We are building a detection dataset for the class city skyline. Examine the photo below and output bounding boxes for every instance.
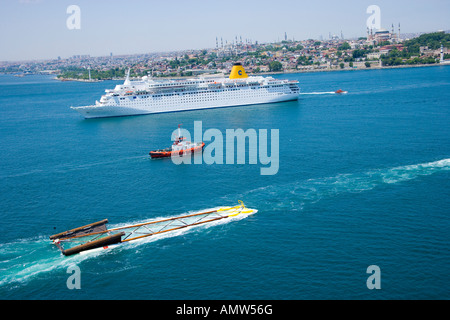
[1,0,449,62]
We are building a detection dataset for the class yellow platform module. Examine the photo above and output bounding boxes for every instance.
[229,63,248,79]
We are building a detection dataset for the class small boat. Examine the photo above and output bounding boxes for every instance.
[335,89,348,94]
[149,124,205,159]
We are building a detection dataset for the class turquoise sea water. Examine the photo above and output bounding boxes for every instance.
[0,66,449,300]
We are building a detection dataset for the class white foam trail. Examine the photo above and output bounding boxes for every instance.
[239,158,450,210]
[0,237,70,287]
[0,155,148,180]
[300,91,336,95]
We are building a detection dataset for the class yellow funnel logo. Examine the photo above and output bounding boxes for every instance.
[229,63,248,79]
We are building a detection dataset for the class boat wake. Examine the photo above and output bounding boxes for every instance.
[232,158,450,211]
[0,155,148,180]
[300,91,337,95]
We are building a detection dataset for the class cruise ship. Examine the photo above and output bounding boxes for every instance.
[71,63,300,118]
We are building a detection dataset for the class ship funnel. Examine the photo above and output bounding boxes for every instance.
[229,63,248,79]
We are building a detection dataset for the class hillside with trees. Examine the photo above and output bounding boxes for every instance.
[403,32,450,54]
[381,32,449,66]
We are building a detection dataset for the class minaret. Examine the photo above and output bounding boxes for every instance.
[216,37,218,48]
[398,23,401,42]
[441,44,445,63]
[391,24,394,42]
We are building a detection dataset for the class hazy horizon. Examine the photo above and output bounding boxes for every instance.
[1,0,449,62]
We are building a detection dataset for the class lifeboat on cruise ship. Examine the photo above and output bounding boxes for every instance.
[149,124,205,159]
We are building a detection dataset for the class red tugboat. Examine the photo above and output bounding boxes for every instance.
[149,125,205,159]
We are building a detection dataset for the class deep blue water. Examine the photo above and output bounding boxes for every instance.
[0,66,449,300]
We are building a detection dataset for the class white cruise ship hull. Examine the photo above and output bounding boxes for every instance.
[71,63,300,119]
[72,92,299,119]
